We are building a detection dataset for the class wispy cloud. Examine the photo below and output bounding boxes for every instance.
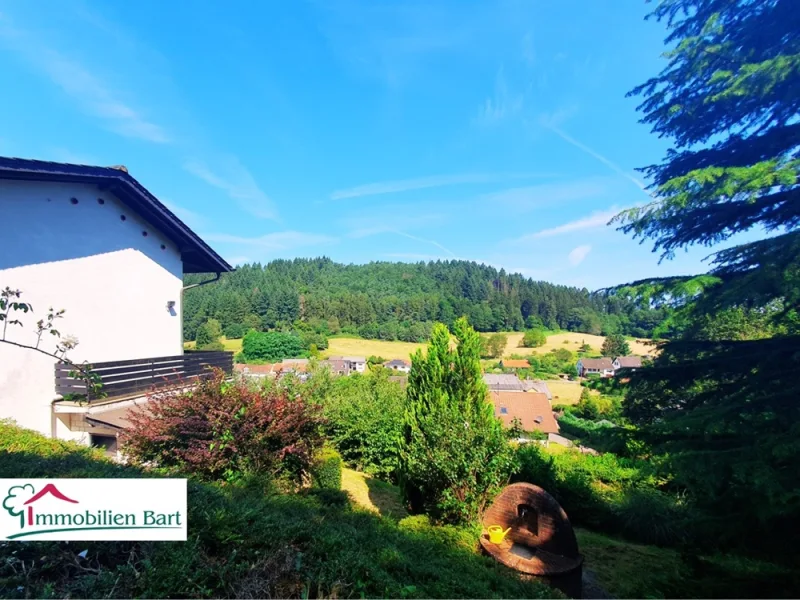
[341,211,444,238]
[568,244,592,266]
[331,172,550,200]
[162,199,207,232]
[480,178,610,211]
[516,207,622,240]
[391,230,457,258]
[475,67,523,125]
[0,16,169,143]
[384,252,450,261]
[184,159,278,221]
[226,256,251,266]
[542,121,648,194]
[205,231,337,250]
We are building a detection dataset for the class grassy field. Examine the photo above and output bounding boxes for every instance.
[546,380,593,405]
[341,468,409,521]
[503,331,655,357]
[323,336,426,360]
[184,337,243,352]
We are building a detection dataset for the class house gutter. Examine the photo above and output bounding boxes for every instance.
[180,272,226,351]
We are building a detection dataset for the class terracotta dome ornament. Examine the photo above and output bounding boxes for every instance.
[480,482,584,598]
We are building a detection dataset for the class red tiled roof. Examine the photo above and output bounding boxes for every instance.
[502,359,531,369]
[580,358,614,370]
[234,363,277,374]
[490,391,559,434]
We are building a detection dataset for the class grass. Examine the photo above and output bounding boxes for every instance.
[545,380,590,405]
[576,528,800,599]
[184,337,243,352]
[0,421,555,599]
[341,468,409,521]
[503,331,655,357]
[323,337,427,360]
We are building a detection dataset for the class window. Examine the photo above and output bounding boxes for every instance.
[500,407,508,415]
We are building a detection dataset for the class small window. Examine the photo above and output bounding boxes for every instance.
[534,415,543,423]
[500,407,508,415]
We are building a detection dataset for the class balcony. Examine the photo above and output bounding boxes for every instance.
[54,351,234,403]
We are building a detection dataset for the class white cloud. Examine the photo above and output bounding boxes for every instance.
[568,244,592,266]
[480,178,610,211]
[475,67,523,125]
[162,199,207,231]
[516,207,621,240]
[226,256,251,266]
[0,18,168,143]
[205,231,337,250]
[331,172,549,200]
[184,159,278,220]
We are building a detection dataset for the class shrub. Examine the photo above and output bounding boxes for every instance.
[195,318,223,349]
[122,370,323,484]
[311,447,343,490]
[320,371,404,479]
[299,330,329,351]
[241,330,306,362]
[224,323,247,339]
[480,333,507,358]
[400,318,515,524]
[521,329,547,348]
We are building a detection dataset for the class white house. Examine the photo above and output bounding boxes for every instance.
[0,157,232,449]
[612,356,643,372]
[576,357,615,378]
[384,359,411,373]
[330,355,366,373]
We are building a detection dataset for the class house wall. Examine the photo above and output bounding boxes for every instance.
[0,180,184,442]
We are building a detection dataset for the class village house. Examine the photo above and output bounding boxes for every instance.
[0,157,233,450]
[329,355,366,373]
[321,358,351,376]
[576,357,615,378]
[490,391,559,435]
[384,358,411,373]
[499,358,530,370]
[612,355,643,372]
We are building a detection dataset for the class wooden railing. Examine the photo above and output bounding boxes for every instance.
[54,351,234,402]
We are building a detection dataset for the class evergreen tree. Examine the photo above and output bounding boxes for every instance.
[601,334,630,357]
[399,317,514,524]
[614,0,800,555]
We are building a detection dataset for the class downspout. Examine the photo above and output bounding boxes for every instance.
[180,273,223,352]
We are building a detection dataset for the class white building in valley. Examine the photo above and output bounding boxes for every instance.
[0,157,232,449]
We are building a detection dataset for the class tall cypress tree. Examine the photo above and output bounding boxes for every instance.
[399,317,513,524]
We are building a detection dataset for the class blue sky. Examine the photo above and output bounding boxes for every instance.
[0,0,737,289]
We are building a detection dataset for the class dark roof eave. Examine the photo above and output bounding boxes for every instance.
[0,157,233,274]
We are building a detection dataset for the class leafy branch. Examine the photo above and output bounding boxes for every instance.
[0,286,104,401]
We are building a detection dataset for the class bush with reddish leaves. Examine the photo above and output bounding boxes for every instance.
[121,369,323,484]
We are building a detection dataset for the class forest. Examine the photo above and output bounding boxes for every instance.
[183,259,668,342]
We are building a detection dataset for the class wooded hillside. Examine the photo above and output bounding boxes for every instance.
[183,258,666,342]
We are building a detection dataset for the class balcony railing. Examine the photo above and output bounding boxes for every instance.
[54,351,234,402]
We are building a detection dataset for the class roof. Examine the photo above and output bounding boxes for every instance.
[0,157,231,273]
[341,356,366,362]
[502,359,530,369]
[483,373,524,391]
[579,357,614,370]
[490,391,559,434]
[521,379,552,399]
[614,356,643,368]
[386,359,410,367]
[235,363,278,375]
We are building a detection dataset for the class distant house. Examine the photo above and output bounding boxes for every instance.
[612,356,643,373]
[235,363,279,377]
[321,358,351,376]
[385,359,411,373]
[500,359,530,370]
[0,157,232,448]
[329,356,366,373]
[483,373,524,391]
[490,391,559,434]
[576,357,615,378]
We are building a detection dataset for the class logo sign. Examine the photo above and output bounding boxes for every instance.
[1,479,187,541]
